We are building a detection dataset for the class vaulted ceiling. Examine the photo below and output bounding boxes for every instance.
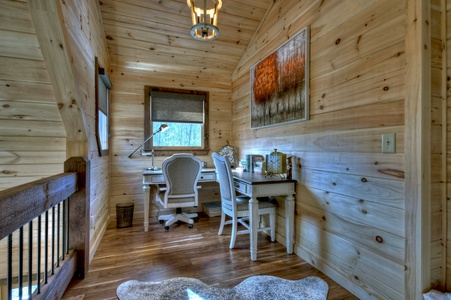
[98,0,272,79]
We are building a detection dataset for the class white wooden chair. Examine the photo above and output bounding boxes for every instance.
[157,153,202,230]
[212,152,276,248]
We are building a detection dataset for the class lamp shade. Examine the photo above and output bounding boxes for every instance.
[187,0,222,41]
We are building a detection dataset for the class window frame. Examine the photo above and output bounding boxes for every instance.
[95,57,112,157]
[144,86,210,156]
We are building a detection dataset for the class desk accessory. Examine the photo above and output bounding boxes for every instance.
[266,149,287,175]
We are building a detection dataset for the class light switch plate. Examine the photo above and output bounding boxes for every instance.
[382,133,395,153]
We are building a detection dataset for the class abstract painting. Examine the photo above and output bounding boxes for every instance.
[250,26,310,129]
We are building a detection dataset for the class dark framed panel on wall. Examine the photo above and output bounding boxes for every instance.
[250,25,310,129]
[95,57,112,156]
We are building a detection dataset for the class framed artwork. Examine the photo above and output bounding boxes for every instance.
[250,25,310,129]
[95,57,112,156]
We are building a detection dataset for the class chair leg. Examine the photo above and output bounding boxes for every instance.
[270,212,276,242]
[218,212,226,236]
[229,218,238,249]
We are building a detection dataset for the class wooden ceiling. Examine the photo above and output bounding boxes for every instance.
[98,0,272,79]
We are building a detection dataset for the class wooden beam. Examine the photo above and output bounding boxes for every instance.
[28,0,87,145]
[404,0,432,298]
[65,157,90,279]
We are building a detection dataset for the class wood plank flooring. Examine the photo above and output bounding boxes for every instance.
[62,214,358,299]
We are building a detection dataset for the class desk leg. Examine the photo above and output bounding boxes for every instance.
[143,185,150,232]
[285,194,295,254]
[249,197,259,261]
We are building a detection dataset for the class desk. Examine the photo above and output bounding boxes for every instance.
[142,168,217,232]
[232,171,296,261]
[142,169,296,261]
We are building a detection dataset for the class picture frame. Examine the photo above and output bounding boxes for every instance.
[250,25,310,129]
[95,57,112,157]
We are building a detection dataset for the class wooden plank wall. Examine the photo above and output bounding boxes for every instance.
[107,81,227,221]
[446,0,451,290]
[58,0,110,261]
[431,0,445,289]
[0,0,66,189]
[0,0,110,263]
[231,0,412,298]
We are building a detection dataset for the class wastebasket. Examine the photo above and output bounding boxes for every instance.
[116,202,134,228]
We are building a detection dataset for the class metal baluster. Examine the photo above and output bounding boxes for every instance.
[28,221,33,299]
[57,203,60,267]
[62,199,66,259]
[44,210,48,284]
[7,234,13,300]
[37,215,41,294]
[19,226,24,300]
[66,198,70,254]
[52,206,55,275]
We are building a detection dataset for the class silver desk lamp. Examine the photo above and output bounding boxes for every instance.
[128,124,169,169]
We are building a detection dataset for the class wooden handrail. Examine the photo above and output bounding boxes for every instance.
[0,172,78,241]
[0,156,90,299]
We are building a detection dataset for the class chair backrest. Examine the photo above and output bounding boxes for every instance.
[161,153,202,208]
[212,152,236,217]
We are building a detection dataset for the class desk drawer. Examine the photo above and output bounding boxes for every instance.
[234,181,250,194]
[143,174,164,184]
[199,173,216,182]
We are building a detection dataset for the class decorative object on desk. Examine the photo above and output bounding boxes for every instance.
[250,25,310,129]
[128,124,169,169]
[247,154,264,173]
[218,143,236,167]
[266,149,287,175]
[116,275,328,300]
[286,156,293,179]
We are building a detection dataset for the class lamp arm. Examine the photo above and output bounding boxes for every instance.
[128,130,159,158]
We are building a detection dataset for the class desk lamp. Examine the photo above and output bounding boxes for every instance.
[128,124,169,169]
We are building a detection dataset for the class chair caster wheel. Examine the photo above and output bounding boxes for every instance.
[164,226,170,230]
[159,220,164,224]
[188,224,193,229]
[194,217,199,222]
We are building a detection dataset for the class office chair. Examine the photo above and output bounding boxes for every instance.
[157,153,202,230]
[212,152,276,248]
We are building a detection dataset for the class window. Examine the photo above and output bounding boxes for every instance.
[144,87,209,155]
[95,57,112,156]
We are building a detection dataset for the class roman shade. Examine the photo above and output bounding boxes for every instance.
[151,91,204,124]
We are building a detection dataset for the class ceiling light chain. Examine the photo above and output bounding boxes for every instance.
[187,0,222,41]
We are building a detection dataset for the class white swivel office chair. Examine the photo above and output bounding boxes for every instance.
[157,153,202,230]
[212,152,276,249]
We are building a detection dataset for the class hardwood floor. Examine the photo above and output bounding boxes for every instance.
[62,214,358,299]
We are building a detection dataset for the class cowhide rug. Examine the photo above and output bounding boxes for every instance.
[116,275,328,300]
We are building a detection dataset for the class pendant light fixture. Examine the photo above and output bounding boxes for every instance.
[187,0,222,41]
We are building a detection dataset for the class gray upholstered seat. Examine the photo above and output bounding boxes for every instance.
[212,152,276,249]
[157,153,202,229]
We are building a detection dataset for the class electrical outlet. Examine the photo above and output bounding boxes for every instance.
[382,133,395,153]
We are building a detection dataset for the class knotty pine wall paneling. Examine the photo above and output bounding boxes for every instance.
[430,0,445,289]
[0,1,66,190]
[108,71,229,222]
[230,0,443,298]
[59,0,111,261]
[1,0,111,263]
[446,0,451,290]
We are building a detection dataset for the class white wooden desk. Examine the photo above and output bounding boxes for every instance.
[232,171,296,261]
[142,168,217,232]
[142,169,296,261]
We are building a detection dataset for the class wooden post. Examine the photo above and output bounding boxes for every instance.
[405,0,432,297]
[64,157,90,279]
